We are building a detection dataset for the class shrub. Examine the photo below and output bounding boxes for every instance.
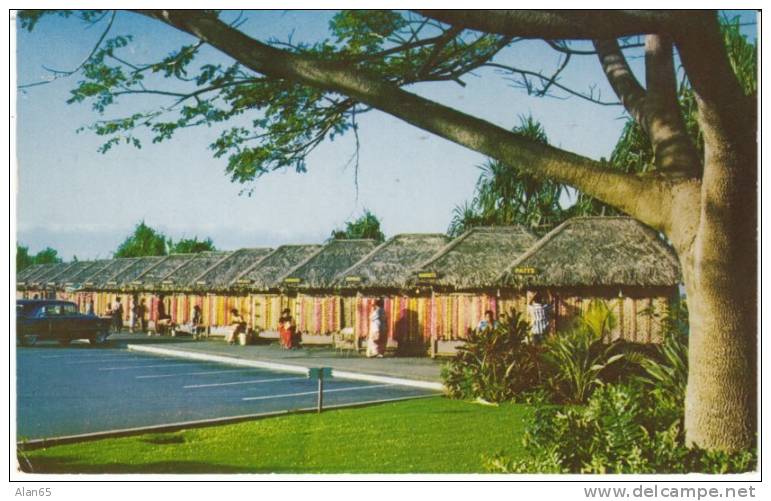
[442,310,545,403]
[485,382,756,473]
[486,299,756,474]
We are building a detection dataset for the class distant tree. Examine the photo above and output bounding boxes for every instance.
[114,221,168,257]
[16,244,34,271]
[33,247,63,265]
[169,236,216,254]
[331,210,386,242]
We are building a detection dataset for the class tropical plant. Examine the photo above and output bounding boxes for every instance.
[448,116,567,237]
[541,300,629,404]
[330,210,385,242]
[442,310,545,403]
[636,300,689,436]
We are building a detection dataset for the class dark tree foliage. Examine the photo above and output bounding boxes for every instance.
[114,221,168,258]
[32,247,63,265]
[169,236,216,254]
[16,244,34,271]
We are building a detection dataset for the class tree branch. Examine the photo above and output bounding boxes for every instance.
[134,9,674,231]
[595,37,700,173]
[593,39,647,119]
[673,11,753,148]
[416,10,670,39]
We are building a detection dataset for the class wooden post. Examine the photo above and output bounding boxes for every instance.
[317,371,324,413]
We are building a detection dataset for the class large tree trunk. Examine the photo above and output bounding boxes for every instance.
[682,249,756,451]
[676,104,757,452]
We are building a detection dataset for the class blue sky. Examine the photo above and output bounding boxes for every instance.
[14,10,757,259]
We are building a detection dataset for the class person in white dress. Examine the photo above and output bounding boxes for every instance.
[367,298,386,358]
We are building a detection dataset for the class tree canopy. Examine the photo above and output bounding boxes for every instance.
[114,221,168,258]
[17,244,64,270]
[168,236,216,254]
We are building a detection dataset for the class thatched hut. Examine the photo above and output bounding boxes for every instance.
[279,239,377,337]
[16,263,59,298]
[231,244,323,331]
[154,251,232,328]
[411,226,537,346]
[70,258,137,313]
[90,256,166,326]
[185,248,273,332]
[18,262,73,299]
[498,216,681,343]
[334,234,450,351]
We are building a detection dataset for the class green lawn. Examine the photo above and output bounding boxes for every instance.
[20,397,533,474]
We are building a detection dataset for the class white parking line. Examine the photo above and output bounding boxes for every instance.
[184,377,306,389]
[241,383,394,401]
[66,357,165,365]
[136,369,259,379]
[97,363,199,371]
[40,353,128,359]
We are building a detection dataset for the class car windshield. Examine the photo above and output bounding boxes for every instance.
[16,303,41,318]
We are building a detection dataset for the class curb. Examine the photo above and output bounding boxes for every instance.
[126,344,445,391]
[17,393,440,451]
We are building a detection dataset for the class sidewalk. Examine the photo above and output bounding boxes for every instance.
[113,332,445,385]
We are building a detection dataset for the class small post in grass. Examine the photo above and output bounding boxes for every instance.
[307,367,333,413]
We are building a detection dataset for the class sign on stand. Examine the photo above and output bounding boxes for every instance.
[307,367,333,413]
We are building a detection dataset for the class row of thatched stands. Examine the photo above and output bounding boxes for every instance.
[16,217,682,354]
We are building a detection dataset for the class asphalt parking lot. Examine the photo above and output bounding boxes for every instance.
[16,343,439,440]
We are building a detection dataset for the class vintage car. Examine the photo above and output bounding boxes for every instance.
[16,300,112,346]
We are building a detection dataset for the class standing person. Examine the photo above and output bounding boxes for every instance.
[226,308,246,345]
[278,308,296,349]
[86,298,95,316]
[477,309,498,332]
[155,297,173,335]
[112,297,124,333]
[527,292,551,344]
[190,304,203,340]
[367,298,386,358]
[134,298,148,334]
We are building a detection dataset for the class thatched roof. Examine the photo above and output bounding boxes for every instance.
[132,253,197,289]
[17,263,55,284]
[159,251,232,290]
[498,217,681,288]
[17,264,48,282]
[46,260,104,288]
[335,234,451,290]
[84,258,139,288]
[279,239,378,290]
[193,248,273,291]
[413,226,537,290]
[107,256,166,288]
[233,244,322,291]
[64,260,112,287]
[26,262,73,287]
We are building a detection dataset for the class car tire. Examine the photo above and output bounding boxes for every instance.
[89,331,109,346]
[20,335,38,347]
